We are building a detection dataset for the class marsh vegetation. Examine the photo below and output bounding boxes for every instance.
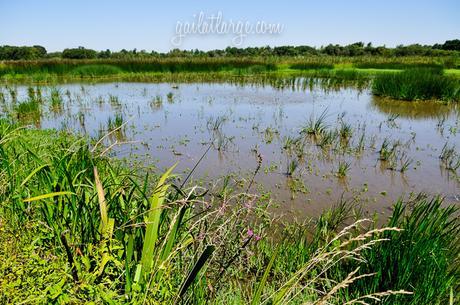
[0,59,459,304]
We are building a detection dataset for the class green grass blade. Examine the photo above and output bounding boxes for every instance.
[94,166,108,235]
[139,163,177,282]
[251,242,282,305]
[23,191,74,202]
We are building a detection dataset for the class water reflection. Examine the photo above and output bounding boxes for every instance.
[370,96,458,119]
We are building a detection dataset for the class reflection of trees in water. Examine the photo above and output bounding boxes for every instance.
[370,96,458,120]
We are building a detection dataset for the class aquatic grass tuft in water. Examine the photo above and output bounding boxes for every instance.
[151,95,163,108]
[107,113,124,131]
[108,94,122,108]
[440,143,460,172]
[50,88,63,111]
[16,99,40,122]
[166,92,174,103]
[302,109,329,138]
[285,158,299,176]
[339,122,353,139]
[336,161,351,178]
[379,138,399,161]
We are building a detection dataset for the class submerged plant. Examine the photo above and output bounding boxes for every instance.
[207,115,227,132]
[27,86,35,101]
[207,116,233,151]
[355,131,366,153]
[8,86,17,102]
[283,135,303,154]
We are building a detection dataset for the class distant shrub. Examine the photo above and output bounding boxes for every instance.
[62,47,97,59]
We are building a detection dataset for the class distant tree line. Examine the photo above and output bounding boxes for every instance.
[1,40,459,60]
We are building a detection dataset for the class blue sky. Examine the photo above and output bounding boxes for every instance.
[0,0,459,52]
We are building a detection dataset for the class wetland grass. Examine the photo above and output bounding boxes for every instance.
[339,196,460,305]
[71,64,124,76]
[372,67,460,101]
[354,62,444,70]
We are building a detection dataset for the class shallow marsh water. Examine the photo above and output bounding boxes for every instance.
[4,80,459,220]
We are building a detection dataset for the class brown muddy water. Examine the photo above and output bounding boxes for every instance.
[4,81,460,220]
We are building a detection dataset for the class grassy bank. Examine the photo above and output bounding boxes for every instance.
[0,120,459,304]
